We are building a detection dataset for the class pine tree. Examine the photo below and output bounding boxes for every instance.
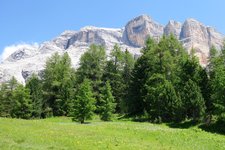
[199,68,211,113]
[11,84,33,119]
[0,77,19,117]
[26,74,43,118]
[0,83,9,117]
[182,79,206,121]
[127,35,187,116]
[76,45,106,112]
[123,49,135,85]
[102,45,130,113]
[72,79,96,124]
[127,38,157,115]
[121,50,135,112]
[209,45,225,122]
[144,74,182,122]
[43,52,75,116]
[99,81,116,121]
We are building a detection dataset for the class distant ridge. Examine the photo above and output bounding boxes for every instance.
[0,14,224,83]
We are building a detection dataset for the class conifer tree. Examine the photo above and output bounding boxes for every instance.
[0,77,19,117]
[209,45,225,122]
[127,38,158,115]
[76,45,106,112]
[43,52,75,116]
[72,79,95,124]
[0,83,10,117]
[26,74,43,118]
[182,79,206,121]
[103,45,128,112]
[99,81,116,121]
[144,74,182,122]
[11,84,33,119]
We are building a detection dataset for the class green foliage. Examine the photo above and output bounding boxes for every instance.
[1,34,224,126]
[72,79,96,123]
[127,35,188,117]
[209,44,225,122]
[126,38,158,115]
[199,68,211,112]
[144,74,182,122]
[11,84,33,119]
[76,44,106,112]
[181,79,206,121]
[26,74,43,118]
[43,52,75,116]
[99,81,116,121]
[179,56,201,85]
[100,45,135,113]
[0,77,33,119]
[123,49,135,84]
[76,44,106,83]
[0,77,19,117]
[103,45,134,113]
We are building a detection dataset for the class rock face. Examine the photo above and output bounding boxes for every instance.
[179,19,224,65]
[164,20,182,39]
[0,15,224,83]
[123,15,164,47]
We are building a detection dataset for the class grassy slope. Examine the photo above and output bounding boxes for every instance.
[0,117,225,150]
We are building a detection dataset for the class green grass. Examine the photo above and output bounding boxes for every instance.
[0,117,225,150]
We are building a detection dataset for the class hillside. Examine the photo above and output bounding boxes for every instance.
[0,117,225,150]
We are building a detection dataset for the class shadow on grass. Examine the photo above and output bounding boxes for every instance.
[199,121,225,135]
[167,120,199,129]
[82,122,91,124]
[72,121,92,124]
[118,114,225,135]
[117,114,151,122]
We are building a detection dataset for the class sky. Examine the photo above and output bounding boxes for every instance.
[0,0,225,58]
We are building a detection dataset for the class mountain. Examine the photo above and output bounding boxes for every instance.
[0,15,224,84]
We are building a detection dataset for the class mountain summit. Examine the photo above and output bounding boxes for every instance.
[0,15,224,83]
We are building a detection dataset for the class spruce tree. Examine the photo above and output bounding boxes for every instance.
[144,74,182,122]
[72,79,95,124]
[43,52,75,116]
[0,83,9,117]
[209,45,225,122]
[127,38,158,115]
[11,84,33,119]
[103,45,131,113]
[26,74,43,118]
[127,35,187,116]
[0,77,19,117]
[76,45,106,112]
[99,81,116,121]
[182,79,206,121]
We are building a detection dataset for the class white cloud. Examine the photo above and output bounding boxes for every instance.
[0,42,39,61]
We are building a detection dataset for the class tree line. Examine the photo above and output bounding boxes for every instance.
[0,34,225,125]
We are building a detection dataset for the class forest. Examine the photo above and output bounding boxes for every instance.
[0,34,225,129]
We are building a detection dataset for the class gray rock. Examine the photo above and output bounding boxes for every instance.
[164,20,182,39]
[180,18,224,65]
[0,15,224,83]
[123,15,164,47]
[66,26,123,49]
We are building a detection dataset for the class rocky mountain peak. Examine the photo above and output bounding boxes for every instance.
[123,15,164,47]
[164,20,182,39]
[179,18,224,65]
[0,15,224,83]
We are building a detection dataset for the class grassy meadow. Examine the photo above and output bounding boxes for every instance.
[0,117,225,150]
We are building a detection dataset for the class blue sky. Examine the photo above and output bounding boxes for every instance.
[0,0,225,55]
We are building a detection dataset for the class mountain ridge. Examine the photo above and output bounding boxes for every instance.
[0,14,224,83]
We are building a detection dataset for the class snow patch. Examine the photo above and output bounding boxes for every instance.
[0,42,39,62]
